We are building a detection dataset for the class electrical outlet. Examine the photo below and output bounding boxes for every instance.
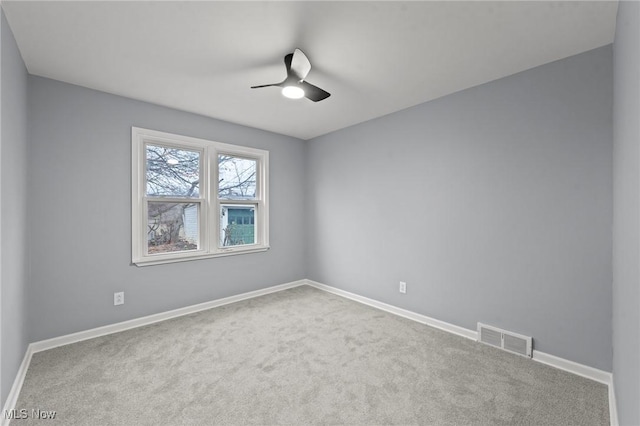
[114,292,124,306]
[399,281,407,294]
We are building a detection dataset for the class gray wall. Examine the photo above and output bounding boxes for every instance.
[1,11,29,405]
[612,2,640,425]
[307,46,613,371]
[27,76,307,342]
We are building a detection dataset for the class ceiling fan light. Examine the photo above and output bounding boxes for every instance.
[282,85,304,99]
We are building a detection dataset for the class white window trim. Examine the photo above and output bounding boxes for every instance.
[132,127,269,266]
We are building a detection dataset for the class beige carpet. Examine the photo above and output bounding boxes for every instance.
[14,285,608,425]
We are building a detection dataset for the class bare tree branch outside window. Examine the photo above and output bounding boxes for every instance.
[146,145,200,197]
[218,155,257,246]
[218,155,257,199]
[145,145,200,253]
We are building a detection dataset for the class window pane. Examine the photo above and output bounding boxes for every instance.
[218,155,256,199]
[220,205,256,246]
[146,145,200,197]
[147,202,199,254]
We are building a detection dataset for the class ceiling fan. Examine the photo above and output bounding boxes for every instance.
[251,48,331,102]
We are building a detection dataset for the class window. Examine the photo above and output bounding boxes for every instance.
[132,127,268,266]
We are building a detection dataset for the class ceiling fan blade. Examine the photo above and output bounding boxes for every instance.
[290,48,311,80]
[251,81,283,89]
[284,53,293,74]
[300,81,330,102]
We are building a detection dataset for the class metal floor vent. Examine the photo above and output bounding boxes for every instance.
[477,323,532,358]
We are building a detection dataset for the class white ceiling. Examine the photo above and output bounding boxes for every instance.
[2,1,618,140]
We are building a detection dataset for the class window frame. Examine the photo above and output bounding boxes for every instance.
[132,127,269,266]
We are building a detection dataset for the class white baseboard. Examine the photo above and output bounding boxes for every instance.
[304,279,477,340]
[1,345,34,426]
[1,279,307,424]
[531,350,612,385]
[30,280,305,353]
[609,376,619,426]
[2,278,618,426]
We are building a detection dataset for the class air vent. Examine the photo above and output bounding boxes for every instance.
[479,326,502,348]
[477,323,532,358]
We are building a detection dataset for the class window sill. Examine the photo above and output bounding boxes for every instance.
[133,246,270,267]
